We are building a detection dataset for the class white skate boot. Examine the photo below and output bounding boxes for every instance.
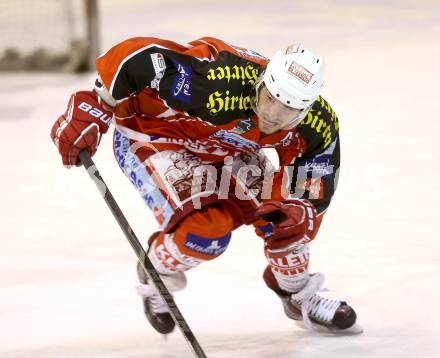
[279,273,362,334]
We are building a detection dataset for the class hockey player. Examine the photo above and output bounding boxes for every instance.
[51,37,360,334]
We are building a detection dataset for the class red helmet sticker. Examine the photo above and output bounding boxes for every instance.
[287,61,313,84]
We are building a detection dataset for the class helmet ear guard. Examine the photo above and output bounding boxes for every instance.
[250,72,265,112]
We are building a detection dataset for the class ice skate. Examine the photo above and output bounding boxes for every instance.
[136,260,187,334]
[278,273,362,334]
[135,231,187,335]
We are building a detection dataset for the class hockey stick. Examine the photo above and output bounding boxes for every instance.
[78,150,207,358]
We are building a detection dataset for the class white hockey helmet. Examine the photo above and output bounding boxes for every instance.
[254,43,325,128]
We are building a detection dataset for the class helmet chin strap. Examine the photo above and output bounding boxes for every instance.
[281,104,312,130]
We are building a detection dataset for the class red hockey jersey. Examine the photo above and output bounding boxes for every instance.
[96,37,340,214]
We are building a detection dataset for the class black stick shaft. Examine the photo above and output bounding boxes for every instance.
[78,150,207,358]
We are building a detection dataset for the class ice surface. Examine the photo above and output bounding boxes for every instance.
[1,1,439,357]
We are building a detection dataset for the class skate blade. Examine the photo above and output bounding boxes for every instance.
[295,321,364,335]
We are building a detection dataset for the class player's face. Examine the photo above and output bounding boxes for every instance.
[256,86,301,134]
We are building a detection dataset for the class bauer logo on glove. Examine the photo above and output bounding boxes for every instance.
[77,101,112,125]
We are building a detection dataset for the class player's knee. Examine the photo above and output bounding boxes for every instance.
[174,205,234,260]
[148,205,234,274]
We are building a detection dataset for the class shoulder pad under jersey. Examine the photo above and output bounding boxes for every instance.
[297,96,339,157]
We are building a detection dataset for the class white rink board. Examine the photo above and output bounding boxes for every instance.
[1,1,439,357]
